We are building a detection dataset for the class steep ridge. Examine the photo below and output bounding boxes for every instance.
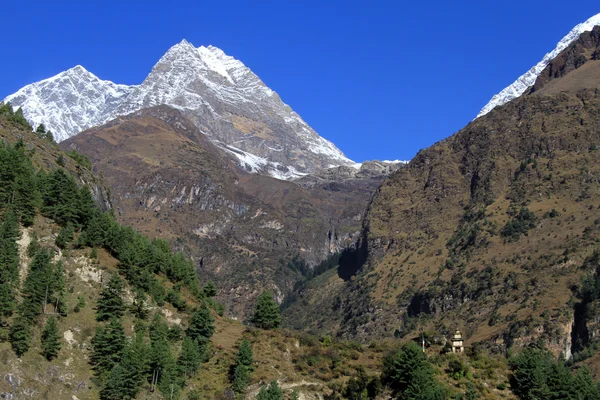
[285,27,600,364]
[4,40,353,178]
[477,13,600,117]
[60,105,386,319]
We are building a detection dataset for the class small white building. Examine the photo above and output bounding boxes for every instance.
[451,330,464,353]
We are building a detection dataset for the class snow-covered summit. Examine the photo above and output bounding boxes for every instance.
[477,13,600,118]
[3,40,354,178]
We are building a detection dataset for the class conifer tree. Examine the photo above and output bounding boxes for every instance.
[96,273,126,321]
[236,339,253,370]
[0,211,20,285]
[41,316,61,360]
[0,283,15,324]
[232,363,249,394]
[9,316,31,357]
[186,306,215,344]
[20,249,54,320]
[251,291,281,329]
[381,341,444,398]
[131,289,148,320]
[55,223,74,249]
[91,317,126,377]
[100,330,149,400]
[177,336,202,378]
[203,281,217,297]
[36,124,46,135]
[256,381,283,400]
[52,260,68,316]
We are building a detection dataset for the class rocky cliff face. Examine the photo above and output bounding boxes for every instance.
[61,105,383,318]
[5,40,354,179]
[284,26,600,357]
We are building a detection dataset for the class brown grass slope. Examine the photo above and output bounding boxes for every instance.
[286,27,600,368]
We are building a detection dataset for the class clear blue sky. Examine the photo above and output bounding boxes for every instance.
[1,1,599,162]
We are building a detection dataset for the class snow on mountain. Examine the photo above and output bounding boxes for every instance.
[5,66,134,142]
[477,13,600,118]
[4,39,353,178]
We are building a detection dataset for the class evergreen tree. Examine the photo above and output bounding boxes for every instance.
[9,316,31,357]
[0,211,20,285]
[20,249,54,320]
[203,281,217,297]
[231,363,249,394]
[100,330,149,400]
[0,282,15,324]
[236,339,253,370]
[41,316,61,360]
[52,260,68,316]
[251,291,281,330]
[186,306,215,344]
[90,317,126,377]
[131,289,148,320]
[381,341,444,399]
[55,223,74,249]
[177,336,202,378]
[256,380,283,400]
[96,273,126,321]
[35,123,46,135]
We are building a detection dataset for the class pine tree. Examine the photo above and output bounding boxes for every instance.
[91,317,126,376]
[41,316,61,360]
[0,282,15,324]
[96,274,126,321]
[0,211,20,285]
[52,260,68,316]
[131,289,148,320]
[256,380,283,400]
[20,249,54,320]
[186,306,215,344]
[381,341,443,398]
[35,123,46,135]
[236,339,253,370]
[55,223,74,249]
[203,281,217,297]
[177,336,202,378]
[100,330,149,400]
[251,291,281,329]
[231,363,249,394]
[10,316,31,357]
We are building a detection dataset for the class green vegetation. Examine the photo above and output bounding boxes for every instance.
[66,149,92,170]
[0,102,32,130]
[231,339,253,394]
[381,342,445,399]
[96,273,126,321]
[252,291,281,329]
[256,380,284,400]
[501,207,537,241]
[510,344,600,400]
[41,316,61,360]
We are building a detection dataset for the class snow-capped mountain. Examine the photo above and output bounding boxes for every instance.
[477,13,600,118]
[4,40,353,178]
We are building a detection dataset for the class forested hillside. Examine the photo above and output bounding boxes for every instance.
[1,99,600,400]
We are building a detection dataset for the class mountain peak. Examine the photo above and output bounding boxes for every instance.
[3,40,353,178]
[477,13,600,118]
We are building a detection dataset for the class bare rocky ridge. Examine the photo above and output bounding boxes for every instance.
[61,105,386,318]
[5,40,354,179]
